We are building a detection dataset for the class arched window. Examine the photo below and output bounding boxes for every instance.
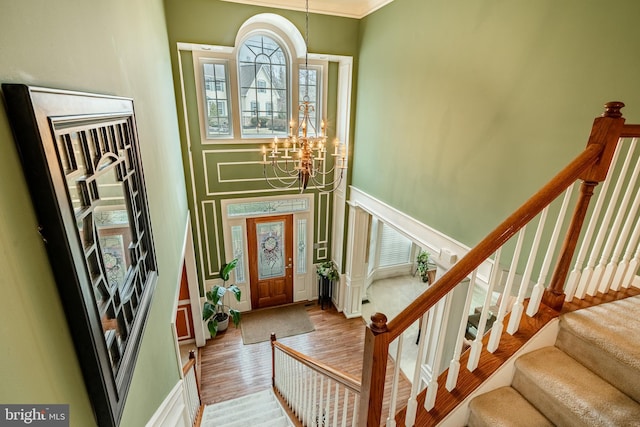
[191,14,326,143]
[238,34,289,137]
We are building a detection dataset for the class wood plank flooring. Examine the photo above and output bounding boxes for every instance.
[197,302,412,423]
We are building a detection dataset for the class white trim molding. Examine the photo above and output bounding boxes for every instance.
[145,380,191,427]
[348,186,494,283]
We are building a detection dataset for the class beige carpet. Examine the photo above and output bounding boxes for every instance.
[241,303,315,345]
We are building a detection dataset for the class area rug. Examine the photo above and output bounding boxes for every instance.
[241,303,315,345]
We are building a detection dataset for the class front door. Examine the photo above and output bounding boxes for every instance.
[247,215,294,309]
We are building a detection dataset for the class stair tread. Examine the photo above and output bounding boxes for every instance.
[212,408,289,427]
[560,295,640,366]
[513,346,640,426]
[468,386,553,427]
[557,294,640,402]
[201,389,293,427]
[203,400,281,422]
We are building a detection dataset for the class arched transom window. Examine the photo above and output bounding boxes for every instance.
[238,35,289,138]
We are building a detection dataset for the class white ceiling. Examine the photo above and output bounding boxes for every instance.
[220,0,394,19]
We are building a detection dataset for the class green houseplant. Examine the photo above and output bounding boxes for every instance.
[316,260,339,309]
[416,250,436,283]
[202,258,241,337]
[316,260,339,281]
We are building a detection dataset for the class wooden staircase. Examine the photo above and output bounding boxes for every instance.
[469,295,640,426]
[268,101,640,426]
[392,286,639,425]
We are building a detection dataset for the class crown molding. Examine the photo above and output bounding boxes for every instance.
[220,0,394,19]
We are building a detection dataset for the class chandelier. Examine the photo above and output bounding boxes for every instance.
[261,0,347,193]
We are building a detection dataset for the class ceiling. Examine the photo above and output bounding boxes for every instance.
[220,0,394,19]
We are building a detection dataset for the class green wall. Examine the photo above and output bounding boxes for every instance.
[164,0,360,283]
[0,1,187,426]
[355,0,640,247]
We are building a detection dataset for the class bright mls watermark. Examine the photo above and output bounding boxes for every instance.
[0,405,68,426]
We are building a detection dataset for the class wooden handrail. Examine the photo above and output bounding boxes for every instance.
[359,101,627,426]
[385,142,602,339]
[620,123,640,137]
[182,358,196,376]
[270,333,361,394]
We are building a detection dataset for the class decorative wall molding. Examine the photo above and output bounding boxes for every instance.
[144,380,190,427]
[348,186,494,282]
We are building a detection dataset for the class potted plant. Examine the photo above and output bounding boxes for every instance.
[202,258,241,338]
[316,260,339,282]
[316,261,339,309]
[416,250,437,283]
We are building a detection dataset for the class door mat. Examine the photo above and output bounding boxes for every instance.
[241,303,315,345]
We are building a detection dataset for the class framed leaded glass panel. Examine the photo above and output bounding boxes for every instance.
[256,219,286,280]
[238,34,289,138]
[2,85,158,427]
[201,60,232,138]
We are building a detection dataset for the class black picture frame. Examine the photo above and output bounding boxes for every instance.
[2,84,158,427]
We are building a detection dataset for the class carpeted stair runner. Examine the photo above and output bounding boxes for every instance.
[468,295,640,426]
[200,389,294,427]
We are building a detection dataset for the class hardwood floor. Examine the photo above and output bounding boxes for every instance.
[195,287,640,425]
[197,302,412,422]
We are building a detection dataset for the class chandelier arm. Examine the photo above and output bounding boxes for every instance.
[263,165,300,189]
[268,163,300,185]
[272,159,299,176]
[307,168,345,190]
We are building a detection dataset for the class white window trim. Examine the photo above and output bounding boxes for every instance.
[190,13,330,145]
[193,54,236,142]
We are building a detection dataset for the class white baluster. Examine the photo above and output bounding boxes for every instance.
[292,363,304,419]
[527,185,573,314]
[585,139,632,296]
[341,389,349,427]
[489,228,525,352]
[312,371,318,426]
[305,366,312,426]
[284,353,290,403]
[611,210,640,291]
[324,376,331,426]
[351,392,359,427]
[605,144,640,291]
[332,383,339,427]
[405,314,428,427]
[468,248,502,371]
[318,375,325,426]
[622,236,640,289]
[423,293,453,411]
[386,334,404,427]
[446,270,478,391]
[574,145,623,299]
[593,139,639,294]
[509,209,547,334]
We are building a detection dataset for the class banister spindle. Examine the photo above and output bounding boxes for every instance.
[271,333,277,388]
[359,312,389,427]
[543,101,626,310]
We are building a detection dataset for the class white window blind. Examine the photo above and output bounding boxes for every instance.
[378,224,412,267]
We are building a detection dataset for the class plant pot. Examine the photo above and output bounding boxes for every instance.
[215,313,229,333]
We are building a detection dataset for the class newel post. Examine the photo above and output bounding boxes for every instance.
[543,102,626,310]
[358,313,390,427]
